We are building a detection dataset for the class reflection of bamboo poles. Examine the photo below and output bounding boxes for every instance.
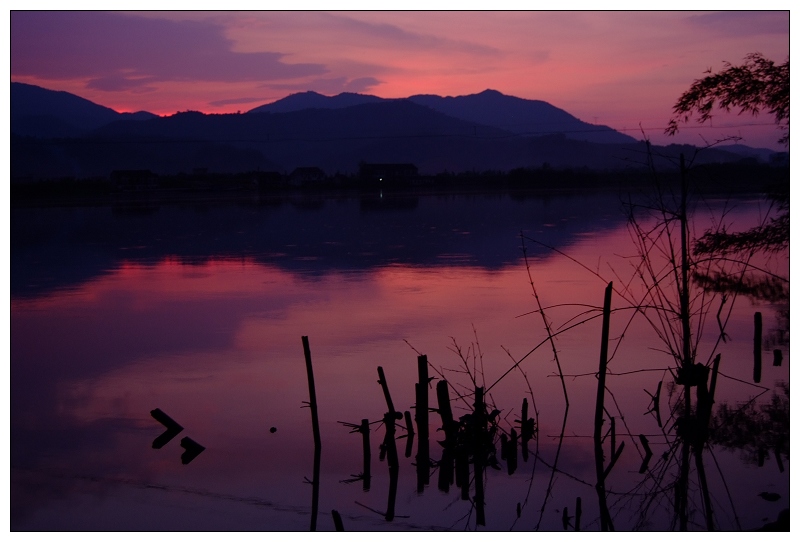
[301,336,322,532]
[594,282,615,531]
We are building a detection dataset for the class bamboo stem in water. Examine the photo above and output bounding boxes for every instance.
[301,336,322,532]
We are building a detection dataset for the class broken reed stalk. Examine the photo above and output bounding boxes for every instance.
[754,312,762,383]
[301,336,322,532]
[593,282,614,531]
[575,497,582,531]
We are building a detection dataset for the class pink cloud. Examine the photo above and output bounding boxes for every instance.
[11,12,327,83]
[9,11,789,149]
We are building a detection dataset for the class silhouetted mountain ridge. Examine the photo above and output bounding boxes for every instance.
[248,90,386,113]
[248,88,635,145]
[11,82,157,138]
[10,82,781,179]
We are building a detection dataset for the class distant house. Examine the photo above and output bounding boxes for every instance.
[289,166,325,186]
[110,169,158,191]
[359,163,418,183]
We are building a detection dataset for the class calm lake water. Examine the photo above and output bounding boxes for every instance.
[10,188,789,531]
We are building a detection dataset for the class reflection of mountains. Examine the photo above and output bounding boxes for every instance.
[11,191,631,299]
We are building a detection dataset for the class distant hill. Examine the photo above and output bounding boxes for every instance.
[248,90,385,114]
[407,89,636,144]
[248,88,636,145]
[11,82,157,138]
[10,82,781,180]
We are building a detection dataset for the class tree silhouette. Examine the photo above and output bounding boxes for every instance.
[709,382,789,467]
[666,53,789,146]
[665,53,789,306]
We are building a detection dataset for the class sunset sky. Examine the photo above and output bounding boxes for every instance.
[9,9,791,149]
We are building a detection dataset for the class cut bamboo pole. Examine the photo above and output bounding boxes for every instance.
[331,510,344,531]
[593,282,614,531]
[415,360,430,492]
[376,366,400,521]
[301,336,322,532]
[436,380,456,446]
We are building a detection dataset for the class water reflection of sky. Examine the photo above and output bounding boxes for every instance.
[11,193,788,531]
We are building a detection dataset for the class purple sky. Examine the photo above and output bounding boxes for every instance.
[10,10,790,149]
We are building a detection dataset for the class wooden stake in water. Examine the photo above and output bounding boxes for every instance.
[331,510,344,531]
[301,336,322,532]
[436,380,456,446]
[377,366,401,521]
[593,282,614,531]
[416,355,430,492]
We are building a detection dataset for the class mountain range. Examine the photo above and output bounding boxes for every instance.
[10,82,781,179]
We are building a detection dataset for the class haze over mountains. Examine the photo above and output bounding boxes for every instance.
[10,82,780,180]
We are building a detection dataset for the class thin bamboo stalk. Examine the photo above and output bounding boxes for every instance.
[594,282,614,531]
[301,336,322,532]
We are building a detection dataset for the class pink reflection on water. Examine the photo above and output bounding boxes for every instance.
[11,203,789,530]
